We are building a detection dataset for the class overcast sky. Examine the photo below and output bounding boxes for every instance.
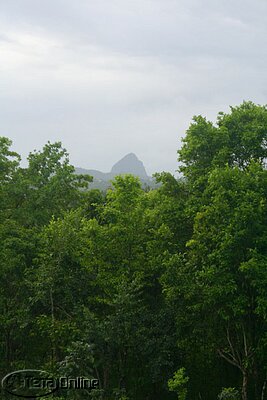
[0,0,266,175]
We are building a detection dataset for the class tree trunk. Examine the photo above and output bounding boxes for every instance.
[50,287,56,366]
[103,366,108,390]
[242,371,248,400]
[261,374,267,400]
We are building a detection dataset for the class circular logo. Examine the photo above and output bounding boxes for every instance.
[1,369,58,398]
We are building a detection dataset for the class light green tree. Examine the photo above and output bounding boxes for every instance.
[168,368,189,400]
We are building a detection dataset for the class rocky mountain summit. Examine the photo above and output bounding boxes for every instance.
[110,153,148,178]
[76,153,155,190]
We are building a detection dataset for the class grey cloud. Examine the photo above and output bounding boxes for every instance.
[0,0,266,174]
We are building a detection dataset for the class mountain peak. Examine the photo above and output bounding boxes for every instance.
[110,153,148,178]
[124,152,138,158]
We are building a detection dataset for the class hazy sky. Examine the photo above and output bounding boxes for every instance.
[0,0,266,175]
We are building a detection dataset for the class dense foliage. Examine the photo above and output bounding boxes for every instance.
[0,101,267,400]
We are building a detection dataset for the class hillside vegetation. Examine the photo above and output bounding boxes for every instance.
[1,101,267,400]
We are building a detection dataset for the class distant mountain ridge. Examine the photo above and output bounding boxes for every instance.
[75,153,156,190]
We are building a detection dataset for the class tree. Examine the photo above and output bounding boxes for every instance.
[0,139,92,376]
[187,164,267,400]
[29,209,92,369]
[0,137,21,221]
[178,101,267,194]
[159,102,267,399]
[76,175,179,399]
[21,141,92,226]
[168,367,189,400]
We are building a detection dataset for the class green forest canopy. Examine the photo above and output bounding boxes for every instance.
[1,101,267,400]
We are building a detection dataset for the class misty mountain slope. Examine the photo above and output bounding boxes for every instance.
[110,153,148,178]
[75,153,156,190]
